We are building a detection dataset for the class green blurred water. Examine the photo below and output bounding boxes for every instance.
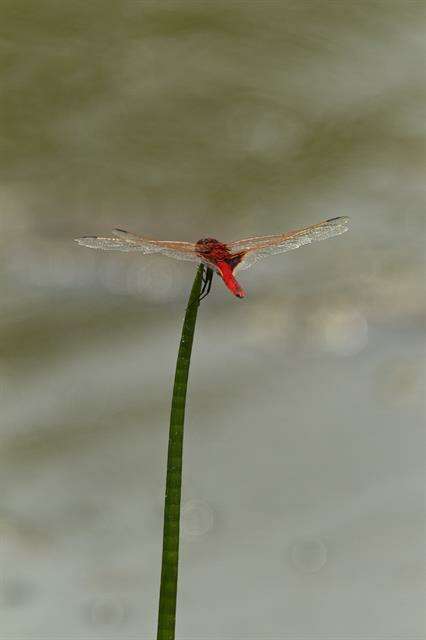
[0,2,425,638]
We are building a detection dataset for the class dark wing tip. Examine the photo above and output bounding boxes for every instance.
[113,228,128,233]
[326,216,350,223]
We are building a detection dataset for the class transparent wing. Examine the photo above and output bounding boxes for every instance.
[75,228,203,264]
[230,217,350,271]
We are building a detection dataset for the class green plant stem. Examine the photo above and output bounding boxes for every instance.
[157,264,205,640]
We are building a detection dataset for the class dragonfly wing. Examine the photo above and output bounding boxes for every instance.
[231,217,350,271]
[74,235,150,252]
[75,229,202,264]
[113,229,203,263]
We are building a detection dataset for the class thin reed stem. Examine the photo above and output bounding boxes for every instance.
[157,264,206,640]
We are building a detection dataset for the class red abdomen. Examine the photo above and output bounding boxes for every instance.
[215,261,246,298]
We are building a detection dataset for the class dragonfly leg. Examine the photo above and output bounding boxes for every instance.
[198,267,213,302]
[199,268,209,296]
[188,267,213,311]
[199,271,207,295]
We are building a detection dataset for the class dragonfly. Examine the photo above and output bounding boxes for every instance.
[75,216,349,299]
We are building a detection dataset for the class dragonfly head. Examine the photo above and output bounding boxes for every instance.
[196,238,229,261]
[196,237,220,249]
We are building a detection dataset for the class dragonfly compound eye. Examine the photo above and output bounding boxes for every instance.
[196,238,218,248]
[195,238,223,256]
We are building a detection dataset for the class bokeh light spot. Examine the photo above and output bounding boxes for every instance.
[290,537,328,573]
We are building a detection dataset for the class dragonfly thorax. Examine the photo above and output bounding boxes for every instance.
[195,238,231,262]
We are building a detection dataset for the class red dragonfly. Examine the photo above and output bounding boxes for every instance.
[75,216,349,299]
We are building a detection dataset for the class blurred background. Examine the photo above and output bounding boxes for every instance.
[1,1,425,638]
